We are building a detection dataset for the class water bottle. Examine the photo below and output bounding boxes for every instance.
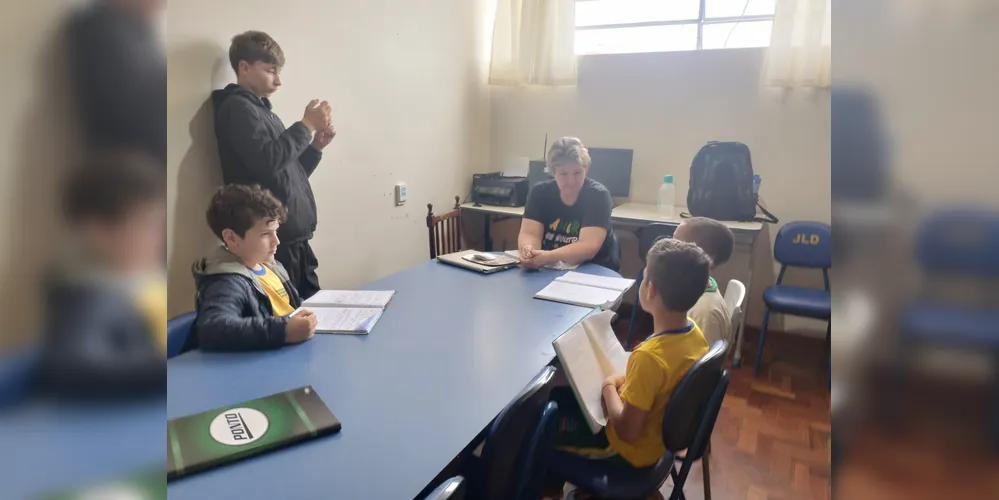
[753,174,761,196]
[657,175,675,216]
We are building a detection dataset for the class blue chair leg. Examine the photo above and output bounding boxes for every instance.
[754,307,772,376]
[625,267,644,349]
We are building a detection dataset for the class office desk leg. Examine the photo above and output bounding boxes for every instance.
[733,232,758,368]
[483,213,493,252]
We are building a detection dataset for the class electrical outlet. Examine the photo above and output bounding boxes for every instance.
[394,183,407,206]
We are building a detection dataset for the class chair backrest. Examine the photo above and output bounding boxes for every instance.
[773,221,831,269]
[167,312,197,359]
[514,401,559,500]
[0,347,39,408]
[427,196,463,259]
[723,279,746,342]
[423,476,467,500]
[661,340,728,456]
[475,365,556,500]
[637,223,676,262]
[914,208,999,277]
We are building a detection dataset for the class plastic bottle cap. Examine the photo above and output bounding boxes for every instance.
[663,175,673,183]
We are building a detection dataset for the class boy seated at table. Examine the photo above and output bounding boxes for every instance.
[549,238,711,469]
[191,184,317,351]
[672,216,735,345]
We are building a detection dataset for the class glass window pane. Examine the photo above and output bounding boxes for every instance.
[576,0,700,28]
[575,24,699,55]
[705,0,776,19]
[702,20,773,49]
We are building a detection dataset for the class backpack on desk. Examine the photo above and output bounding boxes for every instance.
[683,141,778,223]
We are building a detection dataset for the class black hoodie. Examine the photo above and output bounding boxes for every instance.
[211,84,321,244]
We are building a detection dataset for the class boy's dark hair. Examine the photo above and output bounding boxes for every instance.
[680,217,734,267]
[646,238,711,312]
[61,151,164,225]
[229,31,285,72]
[206,184,287,240]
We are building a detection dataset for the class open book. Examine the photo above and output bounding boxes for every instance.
[294,290,395,334]
[553,310,629,434]
[534,272,636,309]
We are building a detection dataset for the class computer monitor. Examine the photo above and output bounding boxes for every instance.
[527,147,634,198]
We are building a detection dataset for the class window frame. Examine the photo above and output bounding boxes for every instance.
[575,0,776,53]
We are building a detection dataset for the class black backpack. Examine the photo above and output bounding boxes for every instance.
[684,141,777,223]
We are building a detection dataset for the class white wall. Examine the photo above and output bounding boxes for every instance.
[167,0,492,316]
[489,48,831,335]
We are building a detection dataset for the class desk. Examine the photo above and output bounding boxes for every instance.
[460,202,764,366]
[167,260,620,499]
[0,400,165,498]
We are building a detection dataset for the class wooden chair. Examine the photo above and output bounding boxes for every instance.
[427,196,463,259]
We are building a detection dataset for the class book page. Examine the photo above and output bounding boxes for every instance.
[303,290,395,308]
[553,322,607,433]
[556,271,636,292]
[308,307,383,334]
[581,310,630,375]
[535,281,622,309]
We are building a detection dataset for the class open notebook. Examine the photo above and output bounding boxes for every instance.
[553,310,629,434]
[534,271,636,309]
[294,290,395,334]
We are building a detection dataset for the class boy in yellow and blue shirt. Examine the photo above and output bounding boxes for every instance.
[191,184,318,351]
[550,238,712,468]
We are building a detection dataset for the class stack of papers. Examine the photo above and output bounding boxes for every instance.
[534,272,635,309]
[294,290,395,334]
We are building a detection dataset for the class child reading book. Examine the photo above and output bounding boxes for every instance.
[550,238,712,468]
[191,184,317,351]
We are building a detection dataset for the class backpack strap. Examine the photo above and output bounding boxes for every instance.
[754,203,779,224]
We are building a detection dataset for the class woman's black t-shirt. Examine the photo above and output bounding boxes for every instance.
[523,178,620,271]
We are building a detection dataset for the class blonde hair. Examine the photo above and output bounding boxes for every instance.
[546,136,591,174]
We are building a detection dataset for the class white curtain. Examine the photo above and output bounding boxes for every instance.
[488,0,577,87]
[763,0,831,89]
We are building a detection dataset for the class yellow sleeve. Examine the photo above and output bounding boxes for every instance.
[619,350,666,412]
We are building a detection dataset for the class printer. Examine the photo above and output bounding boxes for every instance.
[471,172,530,207]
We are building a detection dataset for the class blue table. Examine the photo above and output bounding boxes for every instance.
[0,399,165,498]
[167,260,620,499]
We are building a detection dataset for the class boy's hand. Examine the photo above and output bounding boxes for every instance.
[603,373,625,390]
[302,100,332,132]
[312,124,336,150]
[286,309,318,344]
[522,249,551,269]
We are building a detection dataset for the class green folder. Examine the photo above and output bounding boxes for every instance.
[167,385,341,480]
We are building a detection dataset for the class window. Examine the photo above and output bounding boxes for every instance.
[575,0,776,55]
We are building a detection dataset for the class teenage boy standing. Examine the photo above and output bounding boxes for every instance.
[212,30,334,299]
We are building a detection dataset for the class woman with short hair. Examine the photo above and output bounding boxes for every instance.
[518,137,620,271]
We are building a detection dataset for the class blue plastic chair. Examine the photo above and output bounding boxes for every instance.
[754,222,831,379]
[464,365,558,500]
[167,312,197,359]
[626,224,676,348]
[0,347,40,408]
[423,476,467,500]
[550,341,730,500]
[897,208,999,449]
[514,401,560,499]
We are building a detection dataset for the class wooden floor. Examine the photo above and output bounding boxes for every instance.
[607,309,832,500]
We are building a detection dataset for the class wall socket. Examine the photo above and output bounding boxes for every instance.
[394,183,407,206]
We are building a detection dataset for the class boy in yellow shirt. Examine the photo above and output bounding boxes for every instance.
[191,184,317,351]
[550,238,712,468]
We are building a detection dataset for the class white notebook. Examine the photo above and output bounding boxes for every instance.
[555,271,635,292]
[295,290,395,334]
[553,310,629,434]
[303,290,395,308]
[534,272,635,309]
